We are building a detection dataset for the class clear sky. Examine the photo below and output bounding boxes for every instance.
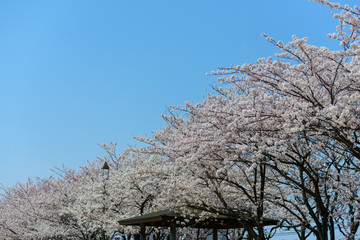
[0,0,348,187]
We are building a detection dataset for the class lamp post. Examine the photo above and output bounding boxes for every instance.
[101,161,110,240]
[102,161,110,180]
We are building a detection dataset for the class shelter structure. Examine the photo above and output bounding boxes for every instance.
[118,207,278,240]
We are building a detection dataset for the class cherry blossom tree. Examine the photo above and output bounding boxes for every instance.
[0,177,74,239]
[136,1,360,240]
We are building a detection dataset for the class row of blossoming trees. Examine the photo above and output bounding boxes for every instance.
[2,1,360,240]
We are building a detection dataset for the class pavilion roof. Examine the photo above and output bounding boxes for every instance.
[118,207,278,229]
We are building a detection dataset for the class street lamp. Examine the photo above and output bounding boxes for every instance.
[102,161,110,180]
[101,161,110,240]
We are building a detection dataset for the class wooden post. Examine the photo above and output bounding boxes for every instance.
[101,229,105,240]
[248,229,254,240]
[212,228,218,240]
[169,221,176,240]
[140,224,146,240]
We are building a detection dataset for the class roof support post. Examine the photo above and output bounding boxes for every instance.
[212,228,217,240]
[248,229,254,240]
[169,221,176,240]
[140,223,146,240]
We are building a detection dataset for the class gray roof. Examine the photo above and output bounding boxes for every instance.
[118,207,278,229]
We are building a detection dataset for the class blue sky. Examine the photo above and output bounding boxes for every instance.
[0,0,347,189]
